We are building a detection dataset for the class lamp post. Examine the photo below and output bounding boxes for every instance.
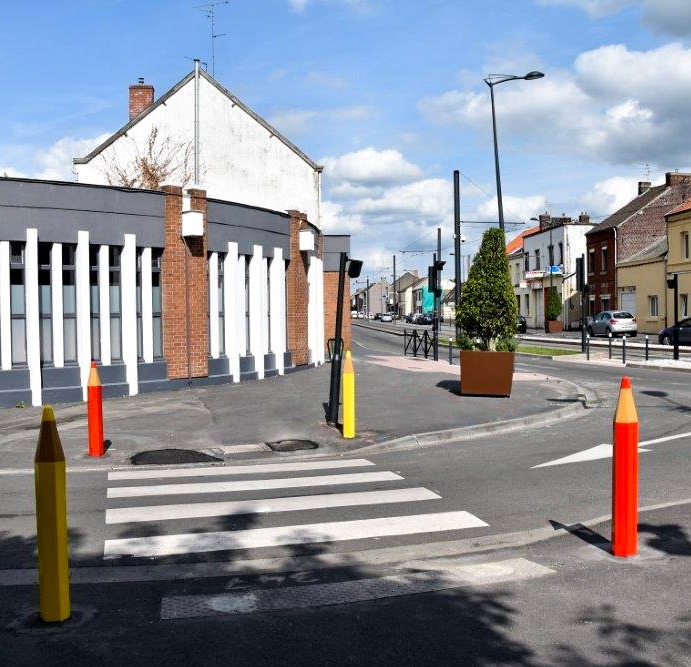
[484,71,544,232]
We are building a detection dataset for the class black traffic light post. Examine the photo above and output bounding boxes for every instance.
[576,254,588,353]
[667,273,680,361]
[327,252,362,425]
[428,254,445,361]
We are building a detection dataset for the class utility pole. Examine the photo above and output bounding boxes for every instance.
[434,227,442,361]
[366,276,370,318]
[392,255,397,316]
[453,170,461,340]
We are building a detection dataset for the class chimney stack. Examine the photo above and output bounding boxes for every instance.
[665,171,691,187]
[638,181,651,196]
[579,211,590,225]
[129,77,154,120]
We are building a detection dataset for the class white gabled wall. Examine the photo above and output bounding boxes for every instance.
[76,76,321,229]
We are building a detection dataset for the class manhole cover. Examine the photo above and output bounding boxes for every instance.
[266,439,319,452]
[130,449,222,465]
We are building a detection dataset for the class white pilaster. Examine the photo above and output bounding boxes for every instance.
[98,245,111,365]
[76,231,92,399]
[208,252,219,358]
[237,255,247,358]
[0,242,11,370]
[225,243,240,382]
[250,244,264,379]
[24,229,41,406]
[141,247,154,363]
[261,257,269,354]
[270,247,285,375]
[50,243,64,368]
[307,256,316,365]
[121,234,138,395]
[314,256,325,365]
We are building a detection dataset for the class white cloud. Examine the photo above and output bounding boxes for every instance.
[306,70,348,88]
[321,200,366,233]
[579,176,640,215]
[419,42,691,166]
[34,133,110,181]
[537,0,633,17]
[269,106,371,135]
[475,195,548,224]
[287,0,371,13]
[323,147,422,186]
[0,166,27,178]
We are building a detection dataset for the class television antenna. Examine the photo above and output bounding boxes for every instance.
[196,0,229,77]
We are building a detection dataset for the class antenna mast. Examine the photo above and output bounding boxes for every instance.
[196,0,229,77]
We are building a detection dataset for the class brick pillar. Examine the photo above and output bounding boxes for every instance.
[323,272,351,352]
[286,211,311,366]
[161,185,209,379]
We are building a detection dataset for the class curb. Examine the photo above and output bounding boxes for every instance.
[626,361,691,373]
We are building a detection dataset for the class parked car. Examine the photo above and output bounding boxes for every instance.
[373,313,382,321]
[658,318,691,345]
[404,313,415,323]
[517,315,527,334]
[380,313,393,322]
[587,311,637,337]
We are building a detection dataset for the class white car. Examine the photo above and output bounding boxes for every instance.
[380,313,393,322]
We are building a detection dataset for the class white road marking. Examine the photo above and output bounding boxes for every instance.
[531,430,691,468]
[105,487,442,524]
[107,471,403,498]
[108,458,375,481]
[160,557,551,619]
[103,510,489,558]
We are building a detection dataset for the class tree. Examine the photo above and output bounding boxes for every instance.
[457,227,517,351]
[545,286,562,322]
[101,127,194,190]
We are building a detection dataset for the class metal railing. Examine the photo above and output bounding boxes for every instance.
[403,329,437,359]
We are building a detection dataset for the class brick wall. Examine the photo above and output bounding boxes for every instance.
[586,228,616,312]
[286,211,311,366]
[161,186,209,379]
[323,271,351,352]
[129,83,154,120]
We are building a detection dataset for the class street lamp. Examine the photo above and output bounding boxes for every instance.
[484,71,544,232]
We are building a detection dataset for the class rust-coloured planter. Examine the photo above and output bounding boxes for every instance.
[545,320,563,334]
[460,350,515,397]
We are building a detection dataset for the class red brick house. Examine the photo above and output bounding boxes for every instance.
[585,172,691,315]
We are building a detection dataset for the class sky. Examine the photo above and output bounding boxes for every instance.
[2,0,691,284]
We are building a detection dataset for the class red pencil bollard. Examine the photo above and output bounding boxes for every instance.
[612,376,638,557]
[87,361,105,457]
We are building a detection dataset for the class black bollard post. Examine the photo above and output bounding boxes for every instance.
[645,335,649,361]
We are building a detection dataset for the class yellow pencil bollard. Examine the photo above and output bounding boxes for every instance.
[342,350,356,438]
[34,405,70,622]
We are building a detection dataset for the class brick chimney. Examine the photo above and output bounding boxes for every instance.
[665,171,691,187]
[538,212,551,230]
[637,181,651,196]
[129,77,154,120]
[579,211,590,224]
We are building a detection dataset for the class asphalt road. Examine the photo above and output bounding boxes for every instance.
[2,325,690,665]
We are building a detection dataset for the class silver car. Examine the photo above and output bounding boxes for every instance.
[587,310,637,337]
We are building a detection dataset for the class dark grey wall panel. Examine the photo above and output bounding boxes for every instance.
[0,178,164,246]
[207,199,290,255]
[323,235,351,271]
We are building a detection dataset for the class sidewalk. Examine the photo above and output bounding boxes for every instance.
[0,353,584,471]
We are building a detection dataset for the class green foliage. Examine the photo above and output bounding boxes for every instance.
[14,401,25,409]
[545,286,562,321]
[456,228,517,351]
[456,331,476,350]
[496,336,518,352]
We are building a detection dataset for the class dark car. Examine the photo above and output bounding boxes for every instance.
[517,315,527,334]
[658,318,691,346]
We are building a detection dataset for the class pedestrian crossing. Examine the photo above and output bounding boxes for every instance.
[103,458,489,561]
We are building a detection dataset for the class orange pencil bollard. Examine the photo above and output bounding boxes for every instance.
[612,376,638,557]
[87,361,105,457]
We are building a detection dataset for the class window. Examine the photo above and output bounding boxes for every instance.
[62,244,77,363]
[601,297,610,312]
[266,257,271,352]
[558,242,563,266]
[218,253,225,356]
[109,246,122,360]
[244,256,250,354]
[681,293,689,318]
[535,249,541,270]
[38,243,52,364]
[588,249,595,274]
[648,295,659,317]
[152,250,163,358]
[601,246,608,273]
[10,242,26,366]
[89,246,100,361]
[548,243,554,268]
[524,253,529,272]
[524,294,530,314]
[683,232,690,261]
[136,249,143,360]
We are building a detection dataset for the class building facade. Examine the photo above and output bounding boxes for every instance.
[0,177,347,408]
[665,200,691,322]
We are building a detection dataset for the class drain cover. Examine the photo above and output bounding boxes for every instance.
[130,449,222,465]
[266,439,319,452]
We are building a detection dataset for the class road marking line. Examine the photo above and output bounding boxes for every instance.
[106,471,404,499]
[103,510,489,558]
[108,458,375,481]
[160,557,551,619]
[105,488,442,524]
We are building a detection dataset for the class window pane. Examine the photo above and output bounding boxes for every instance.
[40,318,52,363]
[39,284,52,315]
[153,317,163,358]
[90,284,99,314]
[11,319,26,364]
[110,286,121,313]
[110,318,122,359]
[11,282,25,315]
[219,315,225,355]
[63,284,76,314]
[137,316,143,359]
[91,318,100,361]
[152,284,162,312]
[64,318,77,362]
